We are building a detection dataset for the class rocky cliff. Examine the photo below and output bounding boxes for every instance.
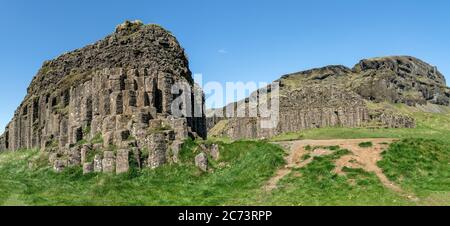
[208,56,449,139]
[352,56,449,106]
[0,21,207,173]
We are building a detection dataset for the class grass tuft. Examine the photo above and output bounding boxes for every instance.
[358,142,373,148]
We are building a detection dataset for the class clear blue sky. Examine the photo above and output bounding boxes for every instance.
[1,0,449,133]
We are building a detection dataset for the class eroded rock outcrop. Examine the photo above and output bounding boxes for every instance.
[208,57,448,139]
[352,56,449,106]
[0,21,207,173]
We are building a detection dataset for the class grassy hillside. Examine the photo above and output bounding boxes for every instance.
[1,137,448,206]
[0,140,285,206]
[0,104,449,206]
[266,138,449,206]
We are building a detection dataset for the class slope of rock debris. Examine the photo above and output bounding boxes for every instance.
[0,21,208,173]
[208,56,448,139]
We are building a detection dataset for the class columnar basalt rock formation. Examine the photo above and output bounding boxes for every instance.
[207,57,448,139]
[0,21,207,173]
[0,135,5,151]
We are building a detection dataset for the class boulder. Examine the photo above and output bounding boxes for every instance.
[102,151,116,173]
[94,155,103,172]
[195,152,208,172]
[171,141,184,163]
[48,153,58,165]
[83,162,94,174]
[53,159,67,173]
[210,144,220,161]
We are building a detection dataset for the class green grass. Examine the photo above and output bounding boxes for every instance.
[0,140,284,206]
[270,109,450,143]
[0,104,449,206]
[301,154,311,161]
[265,147,411,206]
[1,137,447,206]
[91,133,103,144]
[358,142,373,148]
[263,106,449,205]
[378,138,450,198]
[271,126,448,142]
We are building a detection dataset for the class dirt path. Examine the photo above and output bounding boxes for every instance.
[265,138,418,201]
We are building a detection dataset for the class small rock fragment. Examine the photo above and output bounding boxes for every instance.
[195,152,208,172]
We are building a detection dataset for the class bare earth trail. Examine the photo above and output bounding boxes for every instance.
[266,138,419,201]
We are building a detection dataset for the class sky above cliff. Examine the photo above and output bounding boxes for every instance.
[0,0,450,133]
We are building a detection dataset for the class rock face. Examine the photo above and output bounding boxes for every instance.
[147,132,167,169]
[0,21,207,173]
[0,136,5,151]
[208,57,449,139]
[116,149,130,174]
[353,56,449,106]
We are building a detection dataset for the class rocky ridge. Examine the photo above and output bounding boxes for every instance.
[0,21,207,173]
[207,56,449,139]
